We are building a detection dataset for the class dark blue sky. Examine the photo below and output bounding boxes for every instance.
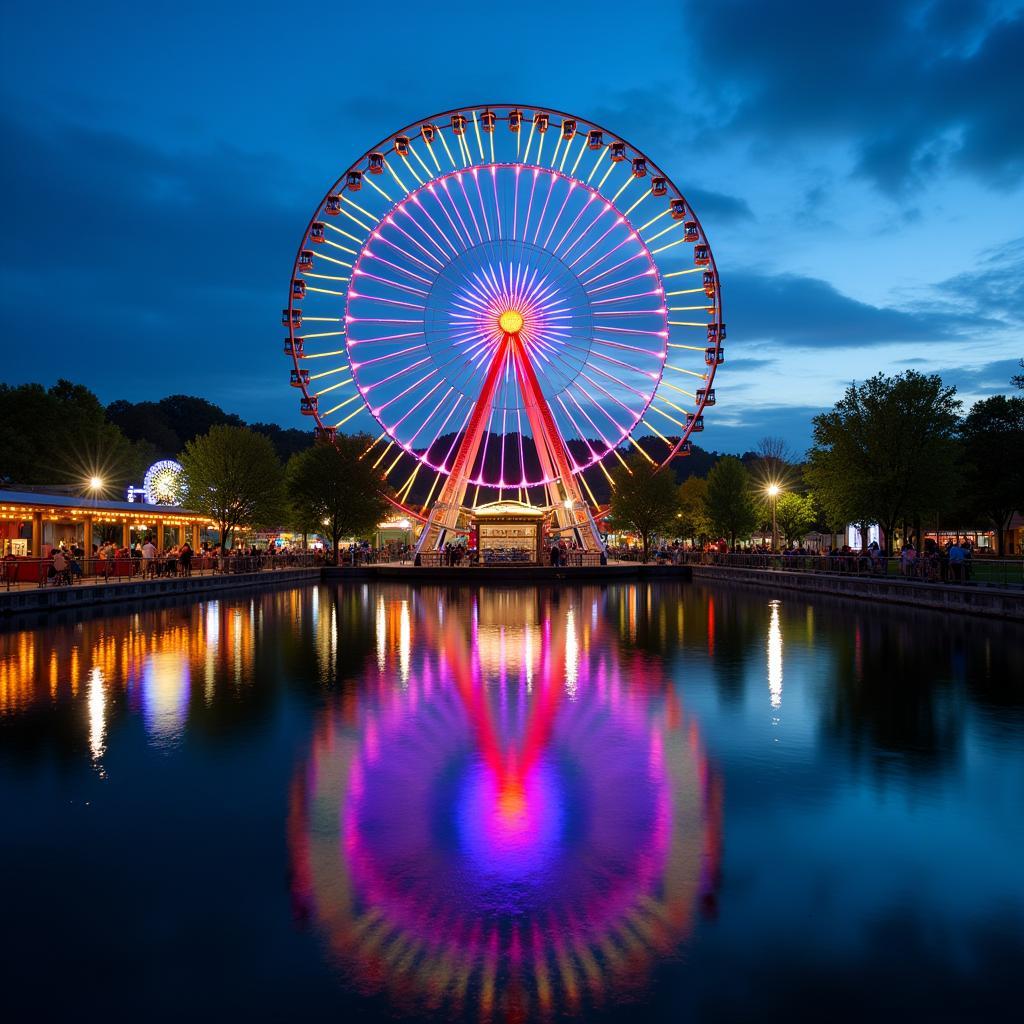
[2,0,1021,453]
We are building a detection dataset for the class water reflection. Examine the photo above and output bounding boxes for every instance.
[767,600,783,711]
[289,589,722,1020]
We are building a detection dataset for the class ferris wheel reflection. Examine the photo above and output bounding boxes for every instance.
[289,588,722,1020]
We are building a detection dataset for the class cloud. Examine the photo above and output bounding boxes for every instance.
[725,268,987,349]
[683,0,1024,193]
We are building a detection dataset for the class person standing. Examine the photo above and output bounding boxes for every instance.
[142,537,157,577]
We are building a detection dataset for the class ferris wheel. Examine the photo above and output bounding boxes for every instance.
[283,105,724,553]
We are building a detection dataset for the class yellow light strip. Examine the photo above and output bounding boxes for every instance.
[651,237,687,254]
[668,343,707,351]
[664,267,703,278]
[613,447,631,472]
[438,127,459,170]
[309,366,350,380]
[422,469,442,509]
[385,447,405,475]
[302,349,346,358]
[586,148,607,183]
[666,365,707,379]
[401,154,424,186]
[645,221,680,243]
[303,272,349,282]
[628,435,656,462]
[624,190,650,217]
[596,158,616,190]
[409,142,433,179]
[471,110,485,162]
[383,159,408,193]
[306,286,345,296]
[372,441,394,470]
[669,304,711,311]
[650,405,685,428]
[321,393,362,417]
[342,195,378,221]
[302,316,343,322]
[397,463,421,502]
[579,469,599,506]
[364,175,392,202]
[323,221,365,244]
[522,119,537,164]
[336,405,364,427]
[302,330,346,339]
[611,175,633,203]
[324,238,358,256]
[314,379,352,397]
[315,251,353,268]
[667,286,705,295]
[569,137,587,176]
[641,418,673,444]
[668,320,707,327]
[638,208,669,232]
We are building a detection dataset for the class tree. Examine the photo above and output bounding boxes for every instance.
[0,379,149,491]
[179,425,286,547]
[959,395,1024,555]
[608,454,681,562]
[677,476,712,547]
[774,492,816,546]
[806,371,961,554]
[704,456,758,548]
[286,434,390,564]
[1012,358,1024,391]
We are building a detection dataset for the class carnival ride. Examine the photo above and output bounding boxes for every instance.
[283,105,724,554]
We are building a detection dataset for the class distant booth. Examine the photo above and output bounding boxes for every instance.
[471,502,549,566]
[0,490,216,582]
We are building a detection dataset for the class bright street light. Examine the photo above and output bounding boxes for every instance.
[89,476,103,491]
[765,482,782,552]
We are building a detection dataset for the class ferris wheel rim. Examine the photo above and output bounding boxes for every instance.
[285,103,725,517]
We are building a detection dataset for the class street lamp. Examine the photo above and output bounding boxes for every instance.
[89,476,103,492]
[767,483,781,553]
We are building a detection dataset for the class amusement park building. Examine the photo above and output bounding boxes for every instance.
[0,490,214,558]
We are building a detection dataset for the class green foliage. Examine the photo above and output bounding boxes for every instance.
[286,434,390,563]
[774,492,817,545]
[958,394,1024,554]
[704,456,758,548]
[0,379,150,491]
[179,425,286,546]
[1012,358,1023,391]
[677,475,712,545]
[608,454,681,561]
[806,371,961,554]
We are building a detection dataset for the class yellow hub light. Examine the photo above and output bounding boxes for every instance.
[498,309,524,334]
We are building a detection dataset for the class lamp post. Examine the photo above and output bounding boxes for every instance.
[767,483,780,553]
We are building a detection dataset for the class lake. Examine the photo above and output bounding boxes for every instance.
[2,581,1022,1022]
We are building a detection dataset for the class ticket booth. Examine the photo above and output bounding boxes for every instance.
[471,502,549,566]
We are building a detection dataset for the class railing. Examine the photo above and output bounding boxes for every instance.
[676,551,1024,588]
[1,552,324,591]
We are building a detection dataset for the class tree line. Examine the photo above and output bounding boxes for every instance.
[610,368,1024,557]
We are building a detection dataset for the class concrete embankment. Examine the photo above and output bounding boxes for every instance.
[689,564,1024,621]
[322,564,692,583]
[0,567,322,616]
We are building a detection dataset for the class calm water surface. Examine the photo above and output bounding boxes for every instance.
[2,582,1022,1022]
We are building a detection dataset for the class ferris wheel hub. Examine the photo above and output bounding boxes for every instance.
[498,310,525,335]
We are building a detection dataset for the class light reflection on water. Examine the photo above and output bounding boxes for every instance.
[288,589,721,1019]
[1,582,1022,1022]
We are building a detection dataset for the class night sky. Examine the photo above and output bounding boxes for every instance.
[3,0,1021,453]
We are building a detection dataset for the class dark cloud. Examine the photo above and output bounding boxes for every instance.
[0,107,309,421]
[725,268,988,348]
[934,236,1024,322]
[684,0,1024,193]
[685,187,754,223]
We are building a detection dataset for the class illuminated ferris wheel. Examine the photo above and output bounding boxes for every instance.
[284,105,725,553]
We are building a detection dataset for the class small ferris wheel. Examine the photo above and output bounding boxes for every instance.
[283,104,724,553]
